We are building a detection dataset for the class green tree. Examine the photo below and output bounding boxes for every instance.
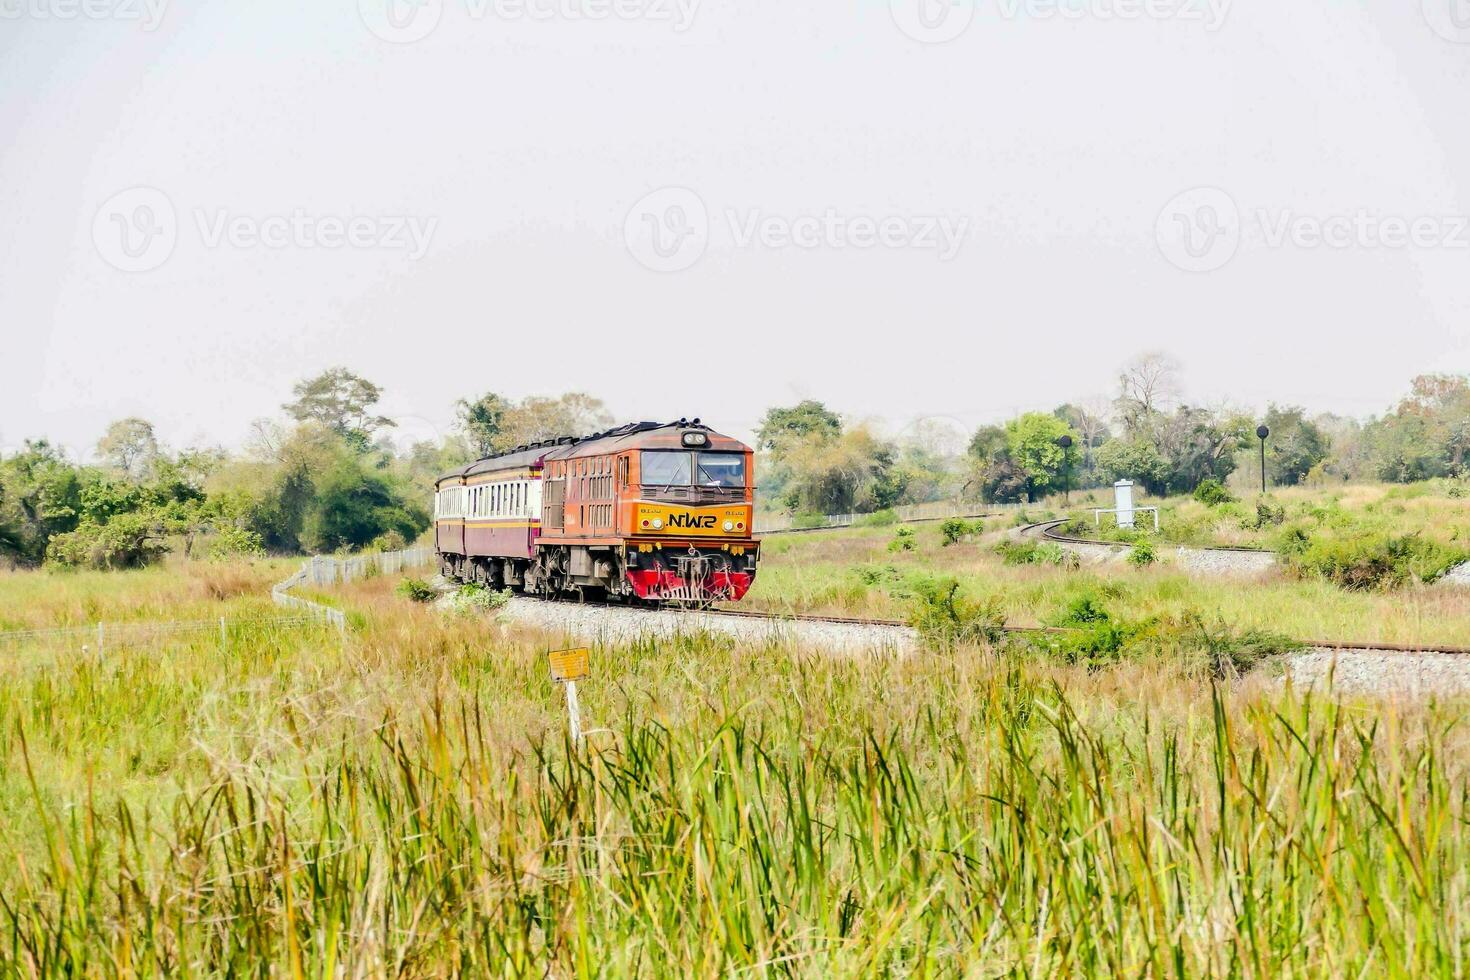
[1004,413,1077,502]
[455,392,509,457]
[495,393,612,451]
[1262,405,1329,487]
[96,417,160,479]
[0,441,84,565]
[302,457,428,552]
[756,401,842,453]
[284,368,396,440]
[1096,438,1171,494]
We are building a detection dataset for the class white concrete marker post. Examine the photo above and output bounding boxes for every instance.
[548,647,591,749]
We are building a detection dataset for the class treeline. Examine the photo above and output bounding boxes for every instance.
[6,354,1469,569]
[0,369,612,571]
[757,354,1470,514]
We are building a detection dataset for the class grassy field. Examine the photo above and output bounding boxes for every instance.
[2,531,1470,973]
[747,519,1470,648]
[1058,481,1470,555]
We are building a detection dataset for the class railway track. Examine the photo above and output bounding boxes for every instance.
[514,593,1470,659]
[1026,518,1274,554]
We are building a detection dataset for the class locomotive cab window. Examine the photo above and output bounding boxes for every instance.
[641,450,693,486]
[695,453,746,488]
[641,451,745,487]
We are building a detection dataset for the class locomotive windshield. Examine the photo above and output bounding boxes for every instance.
[641,451,746,488]
[695,452,746,488]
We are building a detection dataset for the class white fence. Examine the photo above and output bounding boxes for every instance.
[755,499,1028,534]
[270,545,437,630]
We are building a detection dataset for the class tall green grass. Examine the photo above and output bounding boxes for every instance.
[4,660,1469,975]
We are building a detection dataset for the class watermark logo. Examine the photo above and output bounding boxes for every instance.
[1423,0,1470,42]
[1155,186,1240,273]
[93,186,178,273]
[359,0,443,43]
[91,189,438,271]
[359,0,700,43]
[623,187,972,272]
[892,0,1229,43]
[891,0,974,43]
[1157,186,1470,272]
[0,0,169,29]
[624,187,710,273]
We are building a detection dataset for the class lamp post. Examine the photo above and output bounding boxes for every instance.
[1256,425,1270,496]
[1056,434,1074,505]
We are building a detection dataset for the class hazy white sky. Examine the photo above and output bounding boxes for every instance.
[2,0,1468,459]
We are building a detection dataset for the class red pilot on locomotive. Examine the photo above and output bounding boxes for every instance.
[433,419,759,604]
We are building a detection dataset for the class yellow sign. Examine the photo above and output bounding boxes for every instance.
[633,502,752,537]
[548,647,590,682]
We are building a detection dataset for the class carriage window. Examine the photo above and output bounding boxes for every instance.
[641,451,693,486]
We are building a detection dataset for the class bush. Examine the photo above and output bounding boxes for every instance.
[1243,501,1286,531]
[208,525,266,562]
[940,517,984,546]
[1193,479,1236,507]
[994,539,1068,567]
[370,530,409,553]
[1127,540,1157,567]
[888,527,917,552]
[1163,614,1302,679]
[45,513,171,570]
[908,576,1005,647]
[396,577,438,603]
[446,583,512,614]
[857,509,899,527]
[793,512,828,530]
[1281,531,1464,591]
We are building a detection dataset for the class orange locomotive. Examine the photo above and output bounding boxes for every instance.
[433,420,759,603]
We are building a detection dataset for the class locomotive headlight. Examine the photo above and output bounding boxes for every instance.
[651,518,664,530]
[722,520,735,532]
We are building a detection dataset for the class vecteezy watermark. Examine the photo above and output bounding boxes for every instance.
[358,0,699,43]
[93,187,179,273]
[0,0,168,29]
[1155,187,1240,273]
[1423,0,1470,42]
[92,187,438,272]
[1156,186,1470,273]
[891,0,1230,43]
[623,187,971,273]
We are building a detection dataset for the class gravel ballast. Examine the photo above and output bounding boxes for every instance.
[498,597,916,656]
[495,599,1470,697]
[1286,648,1470,697]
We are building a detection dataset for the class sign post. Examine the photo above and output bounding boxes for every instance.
[548,647,590,748]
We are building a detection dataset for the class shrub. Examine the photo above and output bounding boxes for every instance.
[908,576,1005,647]
[1164,614,1302,679]
[940,517,984,546]
[1058,591,1110,626]
[1193,479,1236,507]
[888,527,917,552]
[445,583,512,614]
[793,512,828,530]
[1282,531,1464,591]
[396,577,438,603]
[208,525,266,562]
[1127,540,1157,567]
[1243,501,1286,531]
[855,563,902,587]
[857,509,899,527]
[993,539,1068,567]
[45,513,171,570]
[370,529,409,553]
